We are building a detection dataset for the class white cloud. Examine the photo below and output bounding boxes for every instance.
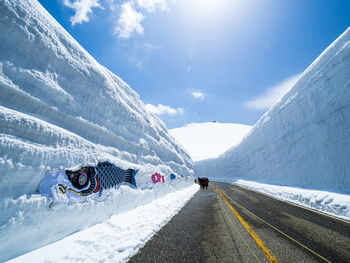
[192,91,205,100]
[115,2,144,39]
[105,0,118,11]
[145,104,184,115]
[136,0,169,12]
[114,0,171,39]
[64,0,102,25]
[245,74,301,110]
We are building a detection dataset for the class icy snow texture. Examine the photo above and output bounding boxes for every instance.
[234,180,350,221]
[196,27,350,194]
[169,122,252,161]
[0,0,193,261]
[8,184,199,263]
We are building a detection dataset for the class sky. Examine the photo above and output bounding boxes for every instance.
[38,0,350,129]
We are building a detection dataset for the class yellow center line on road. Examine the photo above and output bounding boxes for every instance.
[218,193,262,263]
[216,186,279,263]
[218,186,333,263]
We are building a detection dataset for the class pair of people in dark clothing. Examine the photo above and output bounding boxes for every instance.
[197,177,209,189]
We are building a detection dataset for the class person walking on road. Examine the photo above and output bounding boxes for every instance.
[204,178,209,189]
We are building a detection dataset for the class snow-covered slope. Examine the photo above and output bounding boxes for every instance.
[0,0,193,260]
[196,27,350,194]
[169,122,252,161]
[9,184,199,263]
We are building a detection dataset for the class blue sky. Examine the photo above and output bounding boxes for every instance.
[38,0,350,129]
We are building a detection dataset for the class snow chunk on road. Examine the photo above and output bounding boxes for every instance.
[8,184,199,263]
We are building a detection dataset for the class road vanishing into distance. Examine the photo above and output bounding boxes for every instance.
[129,182,350,263]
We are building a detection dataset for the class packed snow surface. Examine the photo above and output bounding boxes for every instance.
[234,180,350,221]
[8,184,199,263]
[169,122,252,161]
[0,0,194,261]
[196,27,350,220]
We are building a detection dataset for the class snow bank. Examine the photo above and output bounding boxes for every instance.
[233,180,350,221]
[0,0,193,261]
[8,184,199,263]
[170,122,252,161]
[196,27,350,195]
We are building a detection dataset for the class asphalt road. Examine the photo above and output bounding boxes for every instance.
[128,182,350,263]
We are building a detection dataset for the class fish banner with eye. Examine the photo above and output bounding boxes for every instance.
[39,162,138,203]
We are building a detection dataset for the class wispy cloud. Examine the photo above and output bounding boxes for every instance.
[114,0,171,39]
[245,74,301,110]
[115,2,144,39]
[63,0,171,38]
[144,43,159,53]
[136,61,143,69]
[127,42,159,69]
[64,0,102,25]
[136,0,169,12]
[145,104,184,115]
[192,91,205,101]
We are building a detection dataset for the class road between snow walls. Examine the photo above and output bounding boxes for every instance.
[0,0,194,261]
[195,26,350,221]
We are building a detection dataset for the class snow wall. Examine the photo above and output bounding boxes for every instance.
[196,27,350,194]
[0,0,193,260]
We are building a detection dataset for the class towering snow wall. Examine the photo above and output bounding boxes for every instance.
[0,0,193,260]
[0,0,193,194]
[196,27,350,194]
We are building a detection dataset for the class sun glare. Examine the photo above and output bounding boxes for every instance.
[181,0,237,22]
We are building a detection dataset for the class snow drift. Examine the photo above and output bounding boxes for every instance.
[9,185,199,263]
[0,0,193,260]
[196,27,350,194]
